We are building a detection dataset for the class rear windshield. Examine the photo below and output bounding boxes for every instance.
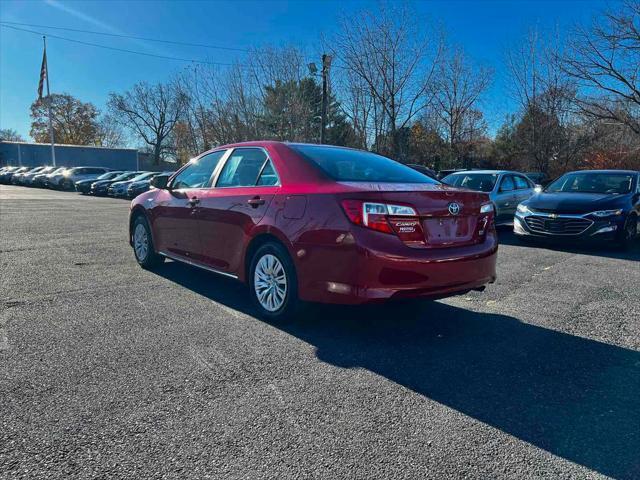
[442,173,498,192]
[546,172,635,194]
[289,145,438,184]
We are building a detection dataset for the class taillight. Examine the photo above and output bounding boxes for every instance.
[478,202,495,236]
[341,200,426,244]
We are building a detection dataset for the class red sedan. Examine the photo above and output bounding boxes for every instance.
[129,142,498,320]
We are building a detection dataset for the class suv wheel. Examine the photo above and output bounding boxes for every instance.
[249,242,299,321]
[132,215,164,269]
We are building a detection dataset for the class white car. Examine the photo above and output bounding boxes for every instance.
[50,166,110,190]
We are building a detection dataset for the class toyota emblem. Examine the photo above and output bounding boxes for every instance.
[448,202,461,215]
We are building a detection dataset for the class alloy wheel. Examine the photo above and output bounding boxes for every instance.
[254,253,288,312]
[133,223,149,261]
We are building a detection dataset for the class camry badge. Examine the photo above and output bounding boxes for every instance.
[448,202,461,215]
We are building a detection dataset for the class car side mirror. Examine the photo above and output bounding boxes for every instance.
[150,174,169,189]
[534,185,543,193]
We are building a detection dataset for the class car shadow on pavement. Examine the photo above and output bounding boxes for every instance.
[153,261,640,479]
[497,227,640,261]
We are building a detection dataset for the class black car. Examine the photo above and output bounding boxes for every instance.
[0,166,21,184]
[514,170,640,248]
[76,171,124,194]
[90,171,139,196]
[0,166,29,184]
[407,164,438,179]
[12,166,46,185]
[22,166,56,186]
[125,171,174,198]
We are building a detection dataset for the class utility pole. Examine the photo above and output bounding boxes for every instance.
[43,36,56,166]
[320,54,332,145]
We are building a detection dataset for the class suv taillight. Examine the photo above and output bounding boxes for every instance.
[341,200,426,244]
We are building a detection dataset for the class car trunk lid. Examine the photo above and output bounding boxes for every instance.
[338,183,492,248]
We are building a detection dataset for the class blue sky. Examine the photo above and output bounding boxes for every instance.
[0,0,616,141]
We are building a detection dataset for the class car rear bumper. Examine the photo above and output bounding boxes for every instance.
[295,229,498,304]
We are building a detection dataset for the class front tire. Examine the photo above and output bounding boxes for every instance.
[132,215,164,269]
[249,242,299,322]
[618,215,638,250]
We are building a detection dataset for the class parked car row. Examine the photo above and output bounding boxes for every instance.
[438,168,640,248]
[0,165,174,199]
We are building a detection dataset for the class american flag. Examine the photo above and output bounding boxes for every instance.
[38,46,47,100]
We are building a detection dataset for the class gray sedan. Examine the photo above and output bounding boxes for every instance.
[442,170,538,226]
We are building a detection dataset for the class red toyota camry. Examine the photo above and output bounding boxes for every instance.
[129,142,498,320]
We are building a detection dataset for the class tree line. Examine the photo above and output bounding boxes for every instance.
[19,1,640,175]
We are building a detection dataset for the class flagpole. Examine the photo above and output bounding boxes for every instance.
[43,36,56,167]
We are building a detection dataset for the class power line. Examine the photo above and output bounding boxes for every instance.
[0,24,242,67]
[0,20,251,53]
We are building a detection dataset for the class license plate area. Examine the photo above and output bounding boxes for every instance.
[423,217,475,246]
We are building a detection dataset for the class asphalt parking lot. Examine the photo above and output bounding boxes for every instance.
[1,185,639,479]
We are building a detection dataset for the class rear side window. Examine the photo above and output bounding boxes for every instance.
[500,176,515,191]
[289,144,437,184]
[172,150,226,189]
[257,161,278,186]
[216,148,276,188]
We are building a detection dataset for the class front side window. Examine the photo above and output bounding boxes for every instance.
[172,150,226,189]
[289,144,437,184]
[546,172,634,194]
[216,148,276,188]
[442,173,498,192]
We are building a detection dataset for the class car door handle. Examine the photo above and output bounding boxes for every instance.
[247,196,265,208]
[188,197,200,207]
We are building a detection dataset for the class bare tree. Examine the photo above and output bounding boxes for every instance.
[95,114,125,148]
[108,81,188,164]
[433,46,492,164]
[562,0,640,134]
[0,129,24,142]
[506,28,581,173]
[331,2,443,158]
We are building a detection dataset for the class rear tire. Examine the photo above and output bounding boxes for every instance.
[132,215,164,269]
[249,242,299,322]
